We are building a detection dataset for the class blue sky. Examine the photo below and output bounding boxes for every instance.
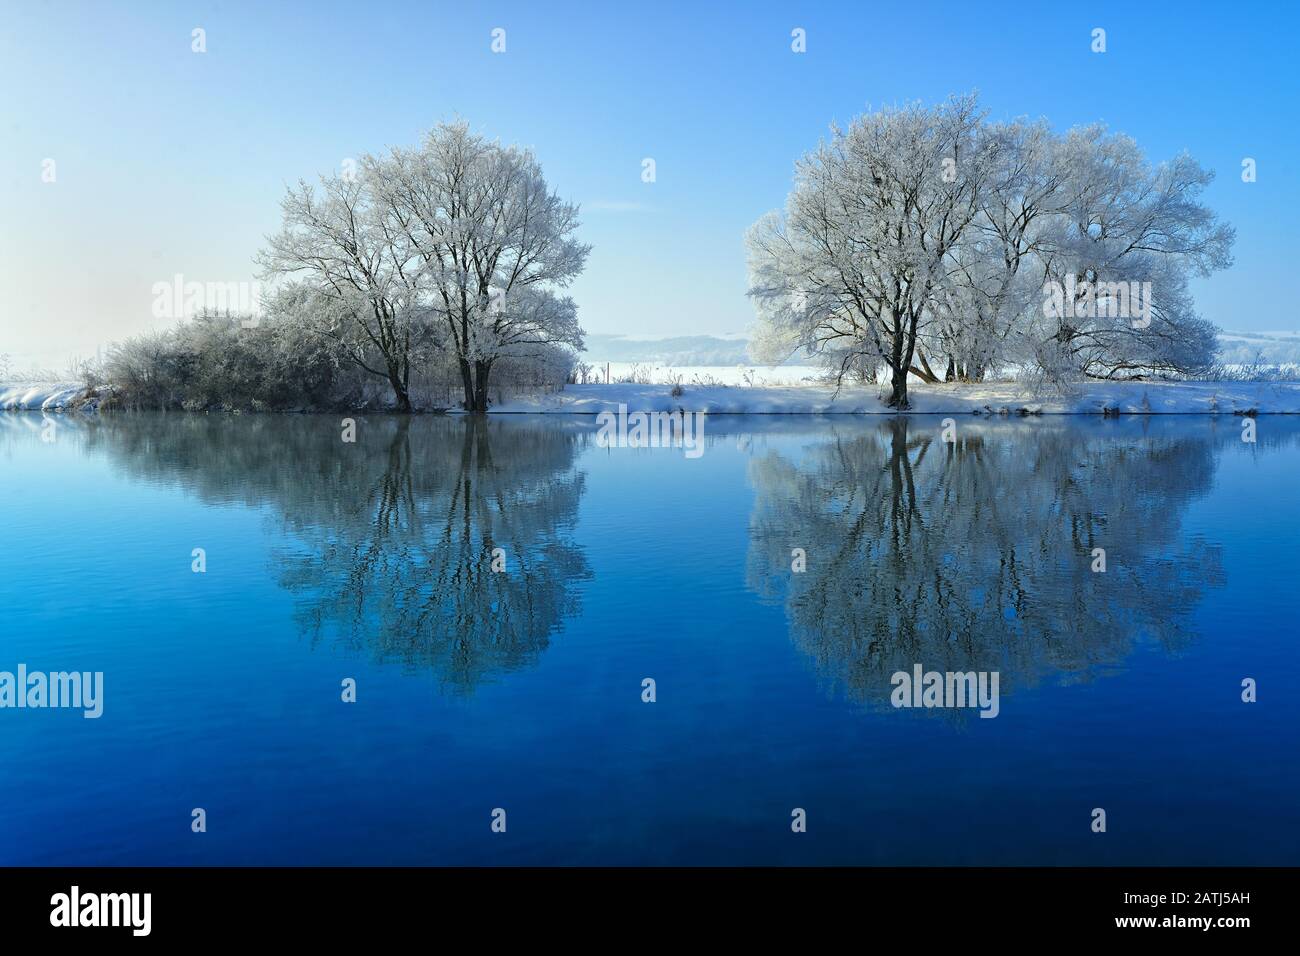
[2,0,1297,367]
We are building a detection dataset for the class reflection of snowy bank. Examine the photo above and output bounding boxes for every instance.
[491,379,1300,415]
[0,383,97,411]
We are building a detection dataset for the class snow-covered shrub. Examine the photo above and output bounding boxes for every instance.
[97,311,354,411]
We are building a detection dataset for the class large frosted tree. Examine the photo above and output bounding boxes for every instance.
[748,95,1235,401]
[747,95,991,408]
[260,122,588,412]
[366,122,589,411]
[259,174,428,411]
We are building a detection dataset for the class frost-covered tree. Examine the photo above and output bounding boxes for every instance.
[259,122,587,412]
[927,118,1067,382]
[1032,126,1233,380]
[258,174,430,411]
[748,96,1235,398]
[366,122,589,411]
[747,95,991,407]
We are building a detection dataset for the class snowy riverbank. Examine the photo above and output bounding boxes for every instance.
[490,380,1300,415]
[6,378,1300,415]
[0,383,94,412]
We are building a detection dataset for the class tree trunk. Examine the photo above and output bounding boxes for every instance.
[887,320,912,409]
[457,357,476,412]
[388,364,413,413]
[472,360,491,412]
[886,366,909,408]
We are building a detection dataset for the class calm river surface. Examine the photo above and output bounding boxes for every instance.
[1,412,1296,864]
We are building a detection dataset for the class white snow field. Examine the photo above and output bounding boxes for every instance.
[581,363,824,387]
[492,379,1300,415]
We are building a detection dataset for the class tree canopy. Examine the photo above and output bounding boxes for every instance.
[746,94,1235,407]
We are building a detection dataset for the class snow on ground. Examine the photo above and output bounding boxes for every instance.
[6,376,1300,415]
[491,379,1300,415]
[581,363,824,387]
[0,382,90,411]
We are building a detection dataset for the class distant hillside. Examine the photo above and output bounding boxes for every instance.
[584,331,1300,369]
[1216,330,1300,366]
[583,334,754,365]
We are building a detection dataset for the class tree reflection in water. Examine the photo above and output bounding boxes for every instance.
[745,418,1228,708]
[92,414,591,691]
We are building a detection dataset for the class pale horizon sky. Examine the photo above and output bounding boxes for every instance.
[2,0,1297,369]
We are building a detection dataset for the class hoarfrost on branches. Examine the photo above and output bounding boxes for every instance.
[746,94,1235,407]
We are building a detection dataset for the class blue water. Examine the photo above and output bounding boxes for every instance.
[1,412,1296,865]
